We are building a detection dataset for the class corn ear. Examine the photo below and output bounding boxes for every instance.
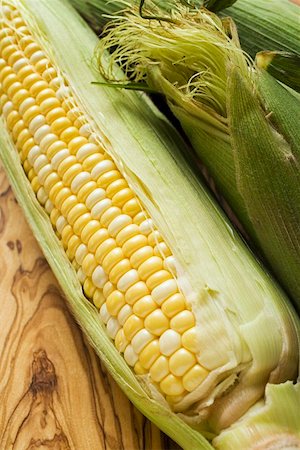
[0,1,300,448]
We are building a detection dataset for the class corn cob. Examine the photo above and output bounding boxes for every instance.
[0,1,299,449]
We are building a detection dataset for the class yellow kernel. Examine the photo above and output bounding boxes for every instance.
[123,315,143,341]
[138,256,163,281]
[77,181,97,203]
[39,97,61,115]
[44,172,60,192]
[122,234,148,258]
[55,187,71,210]
[81,220,101,244]
[12,88,29,106]
[130,245,154,269]
[160,374,185,396]
[61,126,79,143]
[21,137,35,158]
[125,281,149,305]
[100,206,121,228]
[106,290,125,316]
[112,188,133,208]
[30,80,49,97]
[146,270,172,291]
[46,107,66,123]
[49,181,64,204]
[102,247,124,273]
[148,230,164,247]
[93,289,105,308]
[115,329,128,352]
[109,259,131,285]
[161,293,186,318]
[106,179,128,198]
[88,229,110,253]
[62,163,82,186]
[115,224,139,247]
[83,277,96,299]
[122,198,140,216]
[170,311,195,334]
[82,153,104,171]
[134,362,148,375]
[95,238,117,264]
[67,203,88,225]
[51,116,72,135]
[139,340,160,370]
[16,129,31,150]
[31,176,40,193]
[61,225,73,248]
[67,235,81,260]
[145,310,169,336]
[182,364,209,392]
[133,295,157,318]
[36,88,56,104]
[50,208,60,226]
[57,155,76,177]
[6,110,20,129]
[73,212,92,235]
[97,169,121,189]
[182,327,199,353]
[2,73,18,91]
[46,140,66,159]
[81,253,97,277]
[169,349,196,377]
[68,136,88,154]
[103,281,114,299]
[133,212,147,225]
[149,356,169,382]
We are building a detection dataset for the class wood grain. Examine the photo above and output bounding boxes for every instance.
[0,165,179,450]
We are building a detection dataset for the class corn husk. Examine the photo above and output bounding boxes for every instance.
[0,1,300,449]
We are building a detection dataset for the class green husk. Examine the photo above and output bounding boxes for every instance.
[92,4,300,313]
[1,0,300,448]
[223,0,300,92]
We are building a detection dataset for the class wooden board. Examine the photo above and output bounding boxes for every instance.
[0,165,179,450]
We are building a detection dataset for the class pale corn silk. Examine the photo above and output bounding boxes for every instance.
[0,1,210,407]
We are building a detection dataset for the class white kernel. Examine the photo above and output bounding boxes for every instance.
[51,149,69,169]
[85,188,106,209]
[88,133,100,144]
[163,256,177,273]
[159,330,181,356]
[30,50,45,64]
[75,243,88,265]
[2,100,14,118]
[139,219,153,235]
[106,317,121,339]
[117,304,132,326]
[29,114,45,135]
[71,171,91,193]
[28,145,41,165]
[37,187,47,205]
[33,154,48,172]
[152,280,178,305]
[19,97,35,115]
[91,160,115,180]
[99,303,110,324]
[77,268,86,283]
[92,265,108,289]
[56,85,70,100]
[56,215,67,234]
[67,107,81,121]
[90,198,111,219]
[76,143,99,162]
[108,214,132,237]
[79,123,92,137]
[34,124,51,144]
[39,133,58,152]
[131,329,153,354]
[49,76,64,90]
[124,344,138,366]
[37,164,52,184]
[117,269,139,292]
[44,199,54,213]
